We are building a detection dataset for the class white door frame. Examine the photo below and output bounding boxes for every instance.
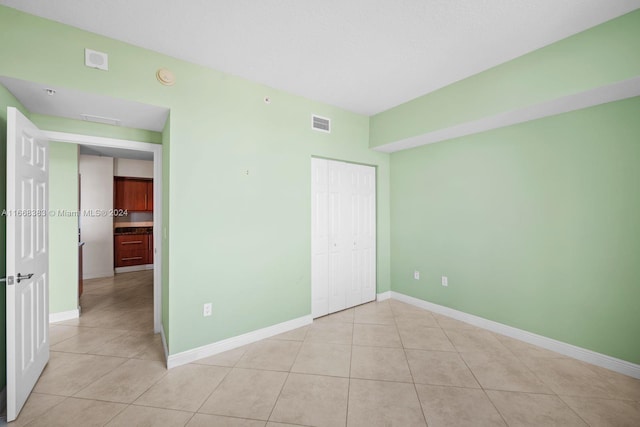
[42,130,163,335]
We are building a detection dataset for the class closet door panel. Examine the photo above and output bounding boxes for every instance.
[346,165,363,308]
[328,160,348,313]
[312,159,376,318]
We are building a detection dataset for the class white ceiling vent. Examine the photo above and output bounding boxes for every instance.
[312,115,331,133]
[81,113,121,126]
[85,48,109,71]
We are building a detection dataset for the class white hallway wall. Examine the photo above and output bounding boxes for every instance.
[79,154,114,279]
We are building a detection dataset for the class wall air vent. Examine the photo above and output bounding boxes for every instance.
[85,48,109,71]
[81,113,121,126]
[311,114,331,133]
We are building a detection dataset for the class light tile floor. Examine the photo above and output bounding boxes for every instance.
[10,271,640,426]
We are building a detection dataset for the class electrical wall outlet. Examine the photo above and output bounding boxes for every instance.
[441,276,448,287]
[203,303,212,317]
[414,270,420,280]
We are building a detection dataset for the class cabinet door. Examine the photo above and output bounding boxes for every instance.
[148,233,154,264]
[114,178,146,211]
[115,234,148,267]
[114,178,126,209]
[145,180,153,211]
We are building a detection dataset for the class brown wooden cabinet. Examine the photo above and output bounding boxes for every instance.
[114,177,153,211]
[148,233,154,265]
[114,234,150,267]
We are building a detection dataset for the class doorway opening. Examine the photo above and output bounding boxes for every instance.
[2,77,168,421]
[47,131,164,336]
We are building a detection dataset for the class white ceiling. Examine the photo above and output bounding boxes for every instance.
[1,1,639,115]
[0,76,169,131]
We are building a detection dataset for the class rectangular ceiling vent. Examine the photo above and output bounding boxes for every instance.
[312,114,331,133]
[81,113,121,126]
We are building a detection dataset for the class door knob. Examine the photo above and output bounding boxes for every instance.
[17,273,34,283]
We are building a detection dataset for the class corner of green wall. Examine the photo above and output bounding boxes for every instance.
[49,141,79,314]
[370,9,640,148]
[390,97,640,364]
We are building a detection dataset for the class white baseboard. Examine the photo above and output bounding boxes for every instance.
[391,291,640,379]
[115,264,154,274]
[49,308,80,323]
[167,315,313,369]
[83,271,115,280]
[377,291,391,301]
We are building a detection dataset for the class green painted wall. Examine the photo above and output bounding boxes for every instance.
[48,142,79,315]
[0,84,30,390]
[31,114,162,144]
[371,10,640,148]
[390,97,640,364]
[0,6,390,355]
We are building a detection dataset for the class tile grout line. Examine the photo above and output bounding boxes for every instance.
[554,395,595,426]
[39,271,165,425]
[91,274,167,425]
[191,364,234,414]
[189,343,254,417]
[181,412,197,426]
[100,401,131,427]
[495,332,595,424]
[264,333,306,423]
[439,321,512,426]
[13,394,70,427]
[345,309,355,427]
[391,302,431,427]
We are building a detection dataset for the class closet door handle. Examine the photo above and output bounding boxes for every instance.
[122,241,143,245]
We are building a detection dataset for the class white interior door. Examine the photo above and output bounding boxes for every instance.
[312,158,376,318]
[6,107,50,422]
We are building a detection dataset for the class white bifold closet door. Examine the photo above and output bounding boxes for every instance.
[312,158,376,318]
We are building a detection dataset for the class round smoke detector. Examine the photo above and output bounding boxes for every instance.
[156,68,176,86]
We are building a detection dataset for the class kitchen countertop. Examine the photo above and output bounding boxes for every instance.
[114,226,153,236]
